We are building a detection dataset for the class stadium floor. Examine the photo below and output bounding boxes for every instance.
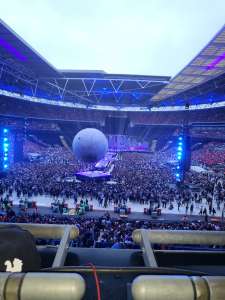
[10,204,221,223]
[12,192,223,218]
[9,199,221,221]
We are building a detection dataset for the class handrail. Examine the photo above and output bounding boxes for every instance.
[0,272,85,300]
[132,275,225,300]
[132,229,225,268]
[0,222,79,240]
[132,229,225,245]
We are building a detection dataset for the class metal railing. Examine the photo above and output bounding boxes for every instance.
[132,229,225,267]
[132,275,225,300]
[0,272,85,300]
[0,224,224,299]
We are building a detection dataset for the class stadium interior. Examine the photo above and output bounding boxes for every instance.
[0,15,225,300]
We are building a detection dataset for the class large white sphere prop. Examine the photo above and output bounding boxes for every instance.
[72,128,108,163]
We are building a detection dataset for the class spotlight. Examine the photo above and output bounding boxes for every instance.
[2,128,10,170]
[175,134,185,182]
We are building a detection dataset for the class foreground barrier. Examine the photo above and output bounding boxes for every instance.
[0,223,79,240]
[132,229,225,267]
[132,275,225,300]
[0,224,224,300]
[132,229,225,245]
[0,272,85,300]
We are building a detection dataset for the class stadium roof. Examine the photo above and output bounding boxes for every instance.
[0,19,170,107]
[0,19,225,108]
[152,24,225,102]
[0,19,60,78]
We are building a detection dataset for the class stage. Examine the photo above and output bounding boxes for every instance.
[75,170,112,181]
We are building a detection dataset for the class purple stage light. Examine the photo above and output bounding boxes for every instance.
[0,38,27,61]
[206,51,225,70]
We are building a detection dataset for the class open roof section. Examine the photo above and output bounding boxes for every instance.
[152,24,225,102]
[59,69,170,81]
[0,19,170,107]
[4,17,224,108]
[52,70,170,106]
[0,19,60,78]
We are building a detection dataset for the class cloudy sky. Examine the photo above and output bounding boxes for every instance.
[1,0,225,77]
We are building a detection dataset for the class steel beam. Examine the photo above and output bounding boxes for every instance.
[133,229,225,245]
[52,225,71,268]
[0,223,79,240]
[139,229,158,267]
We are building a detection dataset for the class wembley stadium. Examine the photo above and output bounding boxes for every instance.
[0,3,225,300]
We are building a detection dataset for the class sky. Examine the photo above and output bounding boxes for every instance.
[0,0,225,77]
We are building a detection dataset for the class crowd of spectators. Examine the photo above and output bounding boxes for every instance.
[0,134,225,248]
[0,211,225,249]
[192,142,225,166]
[130,108,225,125]
[191,128,225,140]
[0,97,104,124]
[0,117,59,131]
[1,97,225,127]
[0,146,224,217]
[23,140,45,154]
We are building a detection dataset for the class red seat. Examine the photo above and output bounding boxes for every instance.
[32,201,36,208]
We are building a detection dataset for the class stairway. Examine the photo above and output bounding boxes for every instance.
[59,135,71,151]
